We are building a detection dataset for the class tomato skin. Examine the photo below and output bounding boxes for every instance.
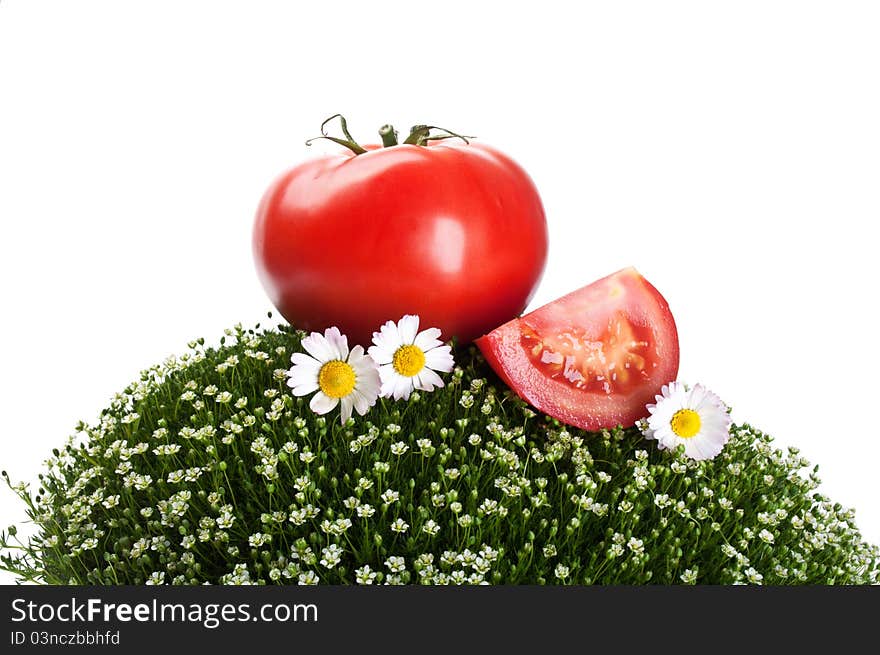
[253,141,548,346]
[476,268,680,431]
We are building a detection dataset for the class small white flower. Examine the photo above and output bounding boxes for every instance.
[554,564,570,580]
[121,412,140,425]
[449,570,467,585]
[298,571,319,585]
[248,532,271,548]
[102,494,120,509]
[320,544,344,569]
[627,537,645,555]
[385,556,406,573]
[654,493,671,509]
[355,565,376,584]
[744,567,764,585]
[368,315,454,401]
[286,327,380,425]
[390,518,409,533]
[146,571,166,585]
[680,568,698,584]
[356,504,376,518]
[390,441,409,456]
[759,529,775,544]
[643,382,731,461]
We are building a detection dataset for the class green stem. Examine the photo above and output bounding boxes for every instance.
[305,114,367,155]
[379,124,398,147]
[404,124,473,146]
[403,125,430,145]
[334,114,358,144]
[306,116,474,155]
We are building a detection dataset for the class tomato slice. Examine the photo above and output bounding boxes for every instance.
[476,267,679,431]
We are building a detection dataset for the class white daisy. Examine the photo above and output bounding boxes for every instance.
[643,382,731,461]
[368,315,454,401]
[286,326,380,424]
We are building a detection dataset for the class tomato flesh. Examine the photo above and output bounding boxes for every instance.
[521,312,657,395]
[476,268,679,431]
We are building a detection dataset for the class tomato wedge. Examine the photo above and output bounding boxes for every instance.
[476,268,679,431]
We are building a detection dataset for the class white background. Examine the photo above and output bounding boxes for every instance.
[1,1,878,583]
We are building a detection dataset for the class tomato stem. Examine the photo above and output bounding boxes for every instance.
[305,115,474,155]
[403,125,430,145]
[379,124,398,147]
[404,124,473,146]
[305,114,367,155]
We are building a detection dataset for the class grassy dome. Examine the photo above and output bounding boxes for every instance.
[2,322,877,585]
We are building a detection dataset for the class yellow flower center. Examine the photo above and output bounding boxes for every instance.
[392,344,426,377]
[670,409,701,438]
[318,360,356,398]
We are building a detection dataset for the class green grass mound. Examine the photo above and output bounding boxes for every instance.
[2,322,877,585]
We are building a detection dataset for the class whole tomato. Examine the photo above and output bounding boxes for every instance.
[253,117,548,346]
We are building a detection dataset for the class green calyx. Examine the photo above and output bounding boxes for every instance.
[305,114,473,155]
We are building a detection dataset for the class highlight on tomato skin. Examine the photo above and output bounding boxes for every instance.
[252,118,548,347]
[476,267,680,431]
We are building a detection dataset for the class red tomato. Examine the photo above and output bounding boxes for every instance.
[253,125,547,346]
[476,268,680,431]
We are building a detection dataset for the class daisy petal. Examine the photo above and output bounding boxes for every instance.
[348,344,367,363]
[301,332,335,362]
[324,326,349,360]
[351,388,374,415]
[351,347,380,380]
[392,374,414,401]
[397,314,420,344]
[368,344,393,365]
[377,361,396,383]
[358,371,381,400]
[414,327,444,351]
[340,396,354,425]
[424,345,455,373]
[370,322,401,361]
[288,375,320,396]
[290,352,321,368]
[687,384,711,411]
[414,367,445,392]
[310,392,339,415]
[683,439,703,460]
[287,361,320,385]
